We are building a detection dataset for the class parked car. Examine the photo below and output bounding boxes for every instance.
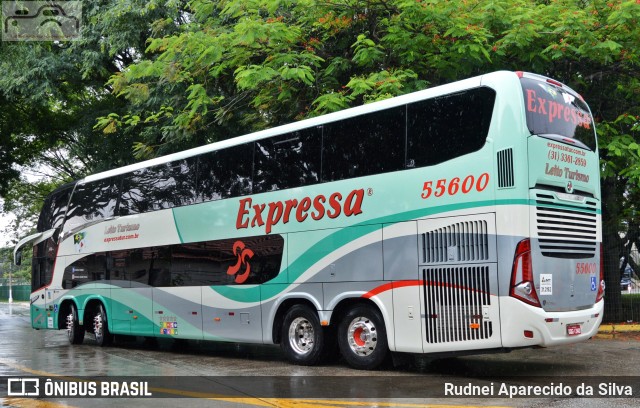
[621,276,632,291]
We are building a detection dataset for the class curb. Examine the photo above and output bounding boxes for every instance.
[598,324,640,333]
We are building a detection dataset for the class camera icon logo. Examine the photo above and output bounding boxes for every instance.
[2,1,82,41]
[7,378,40,396]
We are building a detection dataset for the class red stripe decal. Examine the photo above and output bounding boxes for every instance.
[363,280,423,299]
[363,280,492,298]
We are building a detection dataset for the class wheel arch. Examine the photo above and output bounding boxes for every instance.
[57,297,81,329]
[271,297,319,344]
[330,295,395,351]
[81,296,110,327]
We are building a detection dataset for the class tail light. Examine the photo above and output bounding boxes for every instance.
[510,239,541,307]
[546,78,564,88]
[596,244,605,302]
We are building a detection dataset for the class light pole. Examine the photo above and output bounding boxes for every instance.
[8,262,13,303]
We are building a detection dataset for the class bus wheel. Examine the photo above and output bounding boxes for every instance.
[338,304,388,370]
[93,303,113,347]
[281,304,325,366]
[66,303,84,345]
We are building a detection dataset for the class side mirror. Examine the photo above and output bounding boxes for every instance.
[14,230,54,267]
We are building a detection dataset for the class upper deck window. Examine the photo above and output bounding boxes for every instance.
[120,158,198,215]
[407,87,495,168]
[64,177,120,231]
[36,183,73,232]
[322,106,406,181]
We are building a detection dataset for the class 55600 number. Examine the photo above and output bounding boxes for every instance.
[421,173,490,199]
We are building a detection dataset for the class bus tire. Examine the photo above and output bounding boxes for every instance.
[93,303,113,347]
[280,304,326,366]
[338,304,388,370]
[66,303,84,345]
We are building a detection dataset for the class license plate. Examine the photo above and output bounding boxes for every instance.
[567,324,582,336]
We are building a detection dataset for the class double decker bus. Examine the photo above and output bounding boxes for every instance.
[15,71,603,369]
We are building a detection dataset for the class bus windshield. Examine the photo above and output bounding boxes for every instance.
[520,77,596,151]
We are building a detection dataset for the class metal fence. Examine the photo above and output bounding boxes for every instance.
[603,243,639,323]
[0,279,31,301]
[0,285,31,301]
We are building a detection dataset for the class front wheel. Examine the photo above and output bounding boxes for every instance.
[338,304,388,370]
[66,303,84,345]
[93,303,113,347]
[280,304,326,366]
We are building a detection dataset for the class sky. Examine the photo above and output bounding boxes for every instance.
[0,164,52,248]
[0,199,17,248]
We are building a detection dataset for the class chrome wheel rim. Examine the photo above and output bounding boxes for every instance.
[288,317,315,355]
[66,311,75,338]
[94,312,104,341]
[346,316,377,356]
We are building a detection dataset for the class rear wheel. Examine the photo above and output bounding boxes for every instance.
[338,304,388,370]
[93,303,113,347]
[280,304,326,366]
[66,303,84,345]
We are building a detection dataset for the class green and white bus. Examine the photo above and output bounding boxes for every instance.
[15,71,603,369]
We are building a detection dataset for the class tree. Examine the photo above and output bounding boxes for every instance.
[0,246,31,283]
[0,0,188,245]
[2,0,639,320]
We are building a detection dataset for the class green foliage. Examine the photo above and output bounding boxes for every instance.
[0,0,188,244]
[0,246,31,283]
[95,0,639,153]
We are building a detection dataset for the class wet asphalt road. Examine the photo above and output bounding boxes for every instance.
[0,301,638,407]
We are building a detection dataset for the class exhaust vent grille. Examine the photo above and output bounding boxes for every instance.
[535,193,598,259]
[497,148,514,188]
[422,220,489,264]
[423,266,492,344]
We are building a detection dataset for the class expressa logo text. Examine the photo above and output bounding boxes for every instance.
[235,189,365,234]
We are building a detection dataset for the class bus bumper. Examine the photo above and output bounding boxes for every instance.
[499,297,604,348]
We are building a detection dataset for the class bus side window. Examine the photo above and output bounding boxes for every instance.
[64,177,121,231]
[37,183,73,233]
[253,127,322,193]
[196,144,254,202]
[120,158,198,215]
[120,173,150,215]
[62,252,107,288]
[322,106,405,182]
[236,235,284,284]
[110,250,129,281]
[148,246,171,286]
[160,235,284,287]
[170,242,227,286]
[407,87,496,168]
